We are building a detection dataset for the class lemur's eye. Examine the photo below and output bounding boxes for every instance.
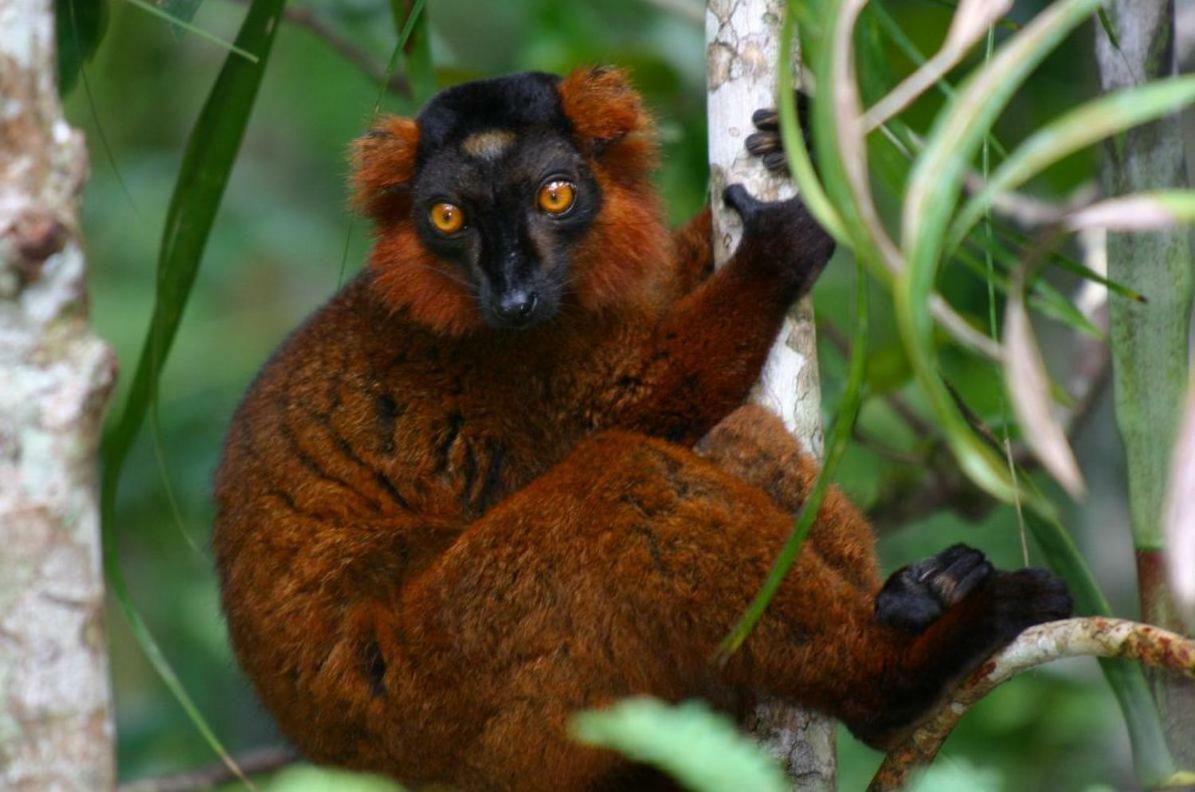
[429,202,465,234]
[537,180,576,215]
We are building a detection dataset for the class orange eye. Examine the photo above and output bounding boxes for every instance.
[537,180,576,215]
[429,202,464,234]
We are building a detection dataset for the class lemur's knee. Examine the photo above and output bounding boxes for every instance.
[695,405,817,505]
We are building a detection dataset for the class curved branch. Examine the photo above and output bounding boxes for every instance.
[868,617,1195,792]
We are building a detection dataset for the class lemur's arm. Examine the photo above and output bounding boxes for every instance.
[612,187,834,445]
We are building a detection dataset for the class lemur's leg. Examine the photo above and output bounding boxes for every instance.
[390,428,1070,792]
[695,403,1073,746]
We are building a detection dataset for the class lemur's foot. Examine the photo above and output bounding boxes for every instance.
[854,546,1072,749]
[744,91,813,176]
[876,544,993,632]
[876,545,1072,637]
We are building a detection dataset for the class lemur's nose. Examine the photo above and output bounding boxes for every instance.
[495,290,538,325]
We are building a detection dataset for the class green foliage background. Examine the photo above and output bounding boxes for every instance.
[69,0,1153,788]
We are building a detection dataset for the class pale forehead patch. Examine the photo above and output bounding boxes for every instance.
[461,129,517,160]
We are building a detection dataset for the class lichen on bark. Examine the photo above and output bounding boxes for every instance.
[706,0,835,787]
[0,0,117,789]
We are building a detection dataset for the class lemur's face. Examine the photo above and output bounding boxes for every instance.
[352,68,669,337]
[409,74,602,329]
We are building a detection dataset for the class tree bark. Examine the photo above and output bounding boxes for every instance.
[0,0,118,789]
[1096,0,1195,768]
[706,1,836,788]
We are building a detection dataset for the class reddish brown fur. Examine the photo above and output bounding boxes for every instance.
[215,70,1032,791]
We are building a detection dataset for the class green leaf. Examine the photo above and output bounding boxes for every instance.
[953,246,1102,338]
[259,765,405,791]
[777,2,848,242]
[719,259,869,657]
[898,0,1108,506]
[388,0,436,104]
[122,0,258,61]
[157,0,204,24]
[950,76,1195,249]
[1065,190,1195,231]
[99,0,286,779]
[570,698,788,792]
[57,0,108,96]
[883,0,1176,778]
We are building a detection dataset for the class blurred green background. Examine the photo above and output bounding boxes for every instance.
[70,1,1148,789]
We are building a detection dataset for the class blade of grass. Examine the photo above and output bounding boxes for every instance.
[863,0,1013,133]
[121,0,259,61]
[67,0,139,213]
[869,0,1008,157]
[898,0,1108,507]
[99,0,285,780]
[389,0,436,104]
[717,259,869,659]
[776,1,848,242]
[1065,190,1195,231]
[950,76,1195,249]
[57,0,107,95]
[954,245,1102,337]
[337,0,428,287]
[993,224,1145,302]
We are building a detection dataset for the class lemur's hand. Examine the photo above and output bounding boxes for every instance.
[722,184,834,299]
[745,91,814,177]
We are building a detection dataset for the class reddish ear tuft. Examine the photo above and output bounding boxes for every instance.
[350,116,420,220]
[558,67,654,161]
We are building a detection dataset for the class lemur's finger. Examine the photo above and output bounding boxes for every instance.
[746,130,781,156]
[752,107,779,131]
[722,183,762,222]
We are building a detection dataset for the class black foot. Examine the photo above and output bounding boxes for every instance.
[744,91,813,176]
[986,567,1074,638]
[876,544,993,633]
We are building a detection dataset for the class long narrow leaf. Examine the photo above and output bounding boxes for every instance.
[1004,274,1086,498]
[777,0,848,242]
[99,0,286,777]
[898,0,1107,507]
[1066,190,1195,231]
[718,260,869,658]
[897,1,1175,780]
[57,0,108,94]
[122,0,258,61]
[951,76,1195,247]
[1163,378,1195,631]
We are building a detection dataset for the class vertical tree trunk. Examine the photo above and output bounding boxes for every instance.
[1095,0,1195,767]
[706,2,836,788]
[0,0,118,789]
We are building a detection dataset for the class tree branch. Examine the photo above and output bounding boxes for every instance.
[225,0,411,98]
[868,617,1195,792]
[117,745,300,792]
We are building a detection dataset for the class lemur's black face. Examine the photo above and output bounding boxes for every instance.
[410,73,602,329]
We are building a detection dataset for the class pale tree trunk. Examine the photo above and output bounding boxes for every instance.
[0,0,118,789]
[1096,0,1195,768]
[706,1,836,788]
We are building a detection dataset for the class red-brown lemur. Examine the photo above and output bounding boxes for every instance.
[213,68,1071,791]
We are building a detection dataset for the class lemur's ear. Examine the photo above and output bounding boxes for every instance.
[350,115,420,220]
[558,67,653,159]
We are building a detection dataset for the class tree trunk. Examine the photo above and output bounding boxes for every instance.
[706,1,836,788]
[1095,0,1195,768]
[0,0,118,789]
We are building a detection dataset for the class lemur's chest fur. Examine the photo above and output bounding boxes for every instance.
[268,275,662,526]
